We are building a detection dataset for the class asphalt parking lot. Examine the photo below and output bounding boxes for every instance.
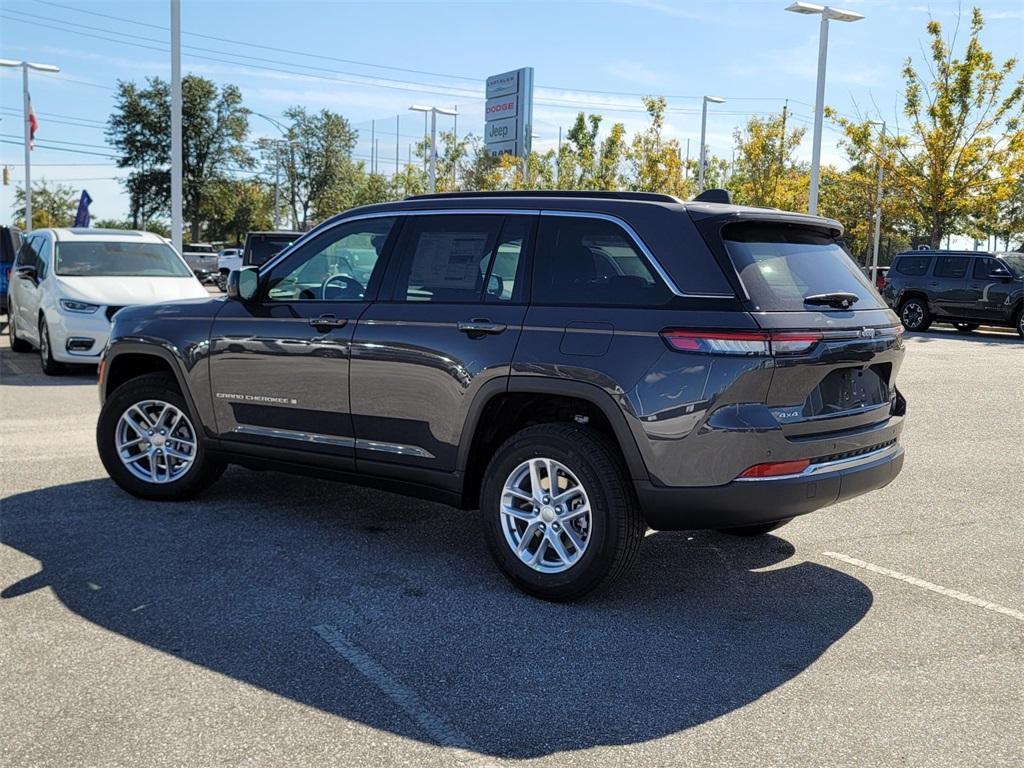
[1,323,1022,768]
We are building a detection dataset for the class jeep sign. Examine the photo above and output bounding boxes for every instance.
[484,67,534,159]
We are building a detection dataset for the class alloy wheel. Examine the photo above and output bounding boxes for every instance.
[115,399,197,484]
[499,457,593,574]
[901,302,924,330]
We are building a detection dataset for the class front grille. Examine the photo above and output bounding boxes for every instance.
[105,306,125,321]
[811,438,897,465]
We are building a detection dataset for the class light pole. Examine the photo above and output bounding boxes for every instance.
[409,105,457,194]
[250,112,292,229]
[170,0,183,254]
[785,2,864,215]
[0,58,60,230]
[868,119,886,283]
[698,96,724,193]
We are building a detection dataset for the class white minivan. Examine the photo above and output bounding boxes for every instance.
[7,228,210,374]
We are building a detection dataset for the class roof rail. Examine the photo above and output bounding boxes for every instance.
[405,190,681,203]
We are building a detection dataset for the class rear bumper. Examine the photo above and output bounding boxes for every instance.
[637,443,904,530]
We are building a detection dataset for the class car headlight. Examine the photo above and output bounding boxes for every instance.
[60,299,101,314]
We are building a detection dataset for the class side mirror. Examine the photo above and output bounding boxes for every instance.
[15,265,37,282]
[226,267,259,301]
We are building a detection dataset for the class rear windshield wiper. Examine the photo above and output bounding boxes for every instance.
[803,292,859,309]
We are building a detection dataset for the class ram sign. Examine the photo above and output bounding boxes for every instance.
[484,67,534,159]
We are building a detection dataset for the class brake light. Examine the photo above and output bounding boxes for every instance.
[738,459,811,478]
[660,329,822,356]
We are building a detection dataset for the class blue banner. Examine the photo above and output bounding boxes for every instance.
[73,189,93,228]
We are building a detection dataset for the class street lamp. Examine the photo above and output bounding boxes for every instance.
[409,105,457,194]
[784,2,864,215]
[0,58,61,231]
[698,96,725,193]
[250,111,294,229]
[868,119,886,283]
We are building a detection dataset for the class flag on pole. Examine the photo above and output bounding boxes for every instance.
[74,189,93,228]
[28,92,38,151]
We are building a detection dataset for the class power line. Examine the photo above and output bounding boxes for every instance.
[0,139,118,157]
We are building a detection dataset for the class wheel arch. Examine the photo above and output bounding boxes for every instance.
[456,377,649,509]
[102,343,204,431]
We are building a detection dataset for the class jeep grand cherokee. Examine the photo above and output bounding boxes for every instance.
[96,191,906,601]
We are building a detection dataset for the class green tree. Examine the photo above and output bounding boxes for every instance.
[201,179,273,244]
[12,181,77,229]
[107,75,252,239]
[279,106,360,228]
[833,8,1023,247]
[731,110,807,210]
[627,97,687,196]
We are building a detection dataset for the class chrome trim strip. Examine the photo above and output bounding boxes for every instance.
[234,425,355,447]
[261,207,736,299]
[734,442,901,482]
[232,424,435,459]
[356,439,435,459]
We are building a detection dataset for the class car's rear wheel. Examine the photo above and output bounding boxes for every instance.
[38,316,65,375]
[8,312,32,352]
[717,518,792,537]
[97,372,225,500]
[954,323,979,334]
[900,298,931,332]
[480,423,644,602]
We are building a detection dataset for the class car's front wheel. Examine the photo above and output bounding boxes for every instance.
[38,315,65,375]
[480,423,644,602]
[900,298,931,332]
[97,372,225,500]
[8,312,32,352]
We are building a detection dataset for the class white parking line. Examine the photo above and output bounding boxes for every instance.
[822,552,1024,623]
[313,624,499,765]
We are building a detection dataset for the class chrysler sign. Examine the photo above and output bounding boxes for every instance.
[484,67,534,159]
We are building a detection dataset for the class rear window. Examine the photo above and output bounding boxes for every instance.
[723,224,884,312]
[245,235,300,267]
[895,255,932,276]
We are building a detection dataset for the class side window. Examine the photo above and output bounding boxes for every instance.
[972,258,997,279]
[15,236,39,268]
[934,256,970,279]
[532,216,671,306]
[390,215,502,303]
[265,218,394,302]
[895,256,931,276]
[484,217,531,303]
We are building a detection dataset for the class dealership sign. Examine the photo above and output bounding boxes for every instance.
[484,67,533,159]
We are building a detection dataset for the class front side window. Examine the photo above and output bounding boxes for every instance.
[266,218,394,302]
[55,241,192,277]
[933,256,970,279]
[532,216,670,306]
[896,256,932,276]
[15,236,40,269]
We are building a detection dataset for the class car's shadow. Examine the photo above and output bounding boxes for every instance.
[905,328,1021,346]
[1,471,872,759]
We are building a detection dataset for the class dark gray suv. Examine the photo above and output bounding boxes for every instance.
[96,191,906,600]
[883,249,1024,337]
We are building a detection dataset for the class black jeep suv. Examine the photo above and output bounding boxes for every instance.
[96,191,906,600]
[883,249,1024,338]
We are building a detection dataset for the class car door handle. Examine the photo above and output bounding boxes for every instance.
[309,314,347,329]
[457,319,506,335]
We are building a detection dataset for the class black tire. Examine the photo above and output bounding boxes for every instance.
[899,297,931,332]
[38,315,66,375]
[1015,308,1023,340]
[718,518,793,537]
[479,423,644,602]
[954,323,979,334]
[8,312,32,352]
[97,372,225,500]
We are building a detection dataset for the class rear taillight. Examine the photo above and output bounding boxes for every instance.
[660,329,822,356]
[738,459,811,479]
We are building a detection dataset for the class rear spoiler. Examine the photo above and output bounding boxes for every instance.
[686,206,844,238]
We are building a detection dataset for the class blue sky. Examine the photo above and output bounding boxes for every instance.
[1,0,1022,223]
